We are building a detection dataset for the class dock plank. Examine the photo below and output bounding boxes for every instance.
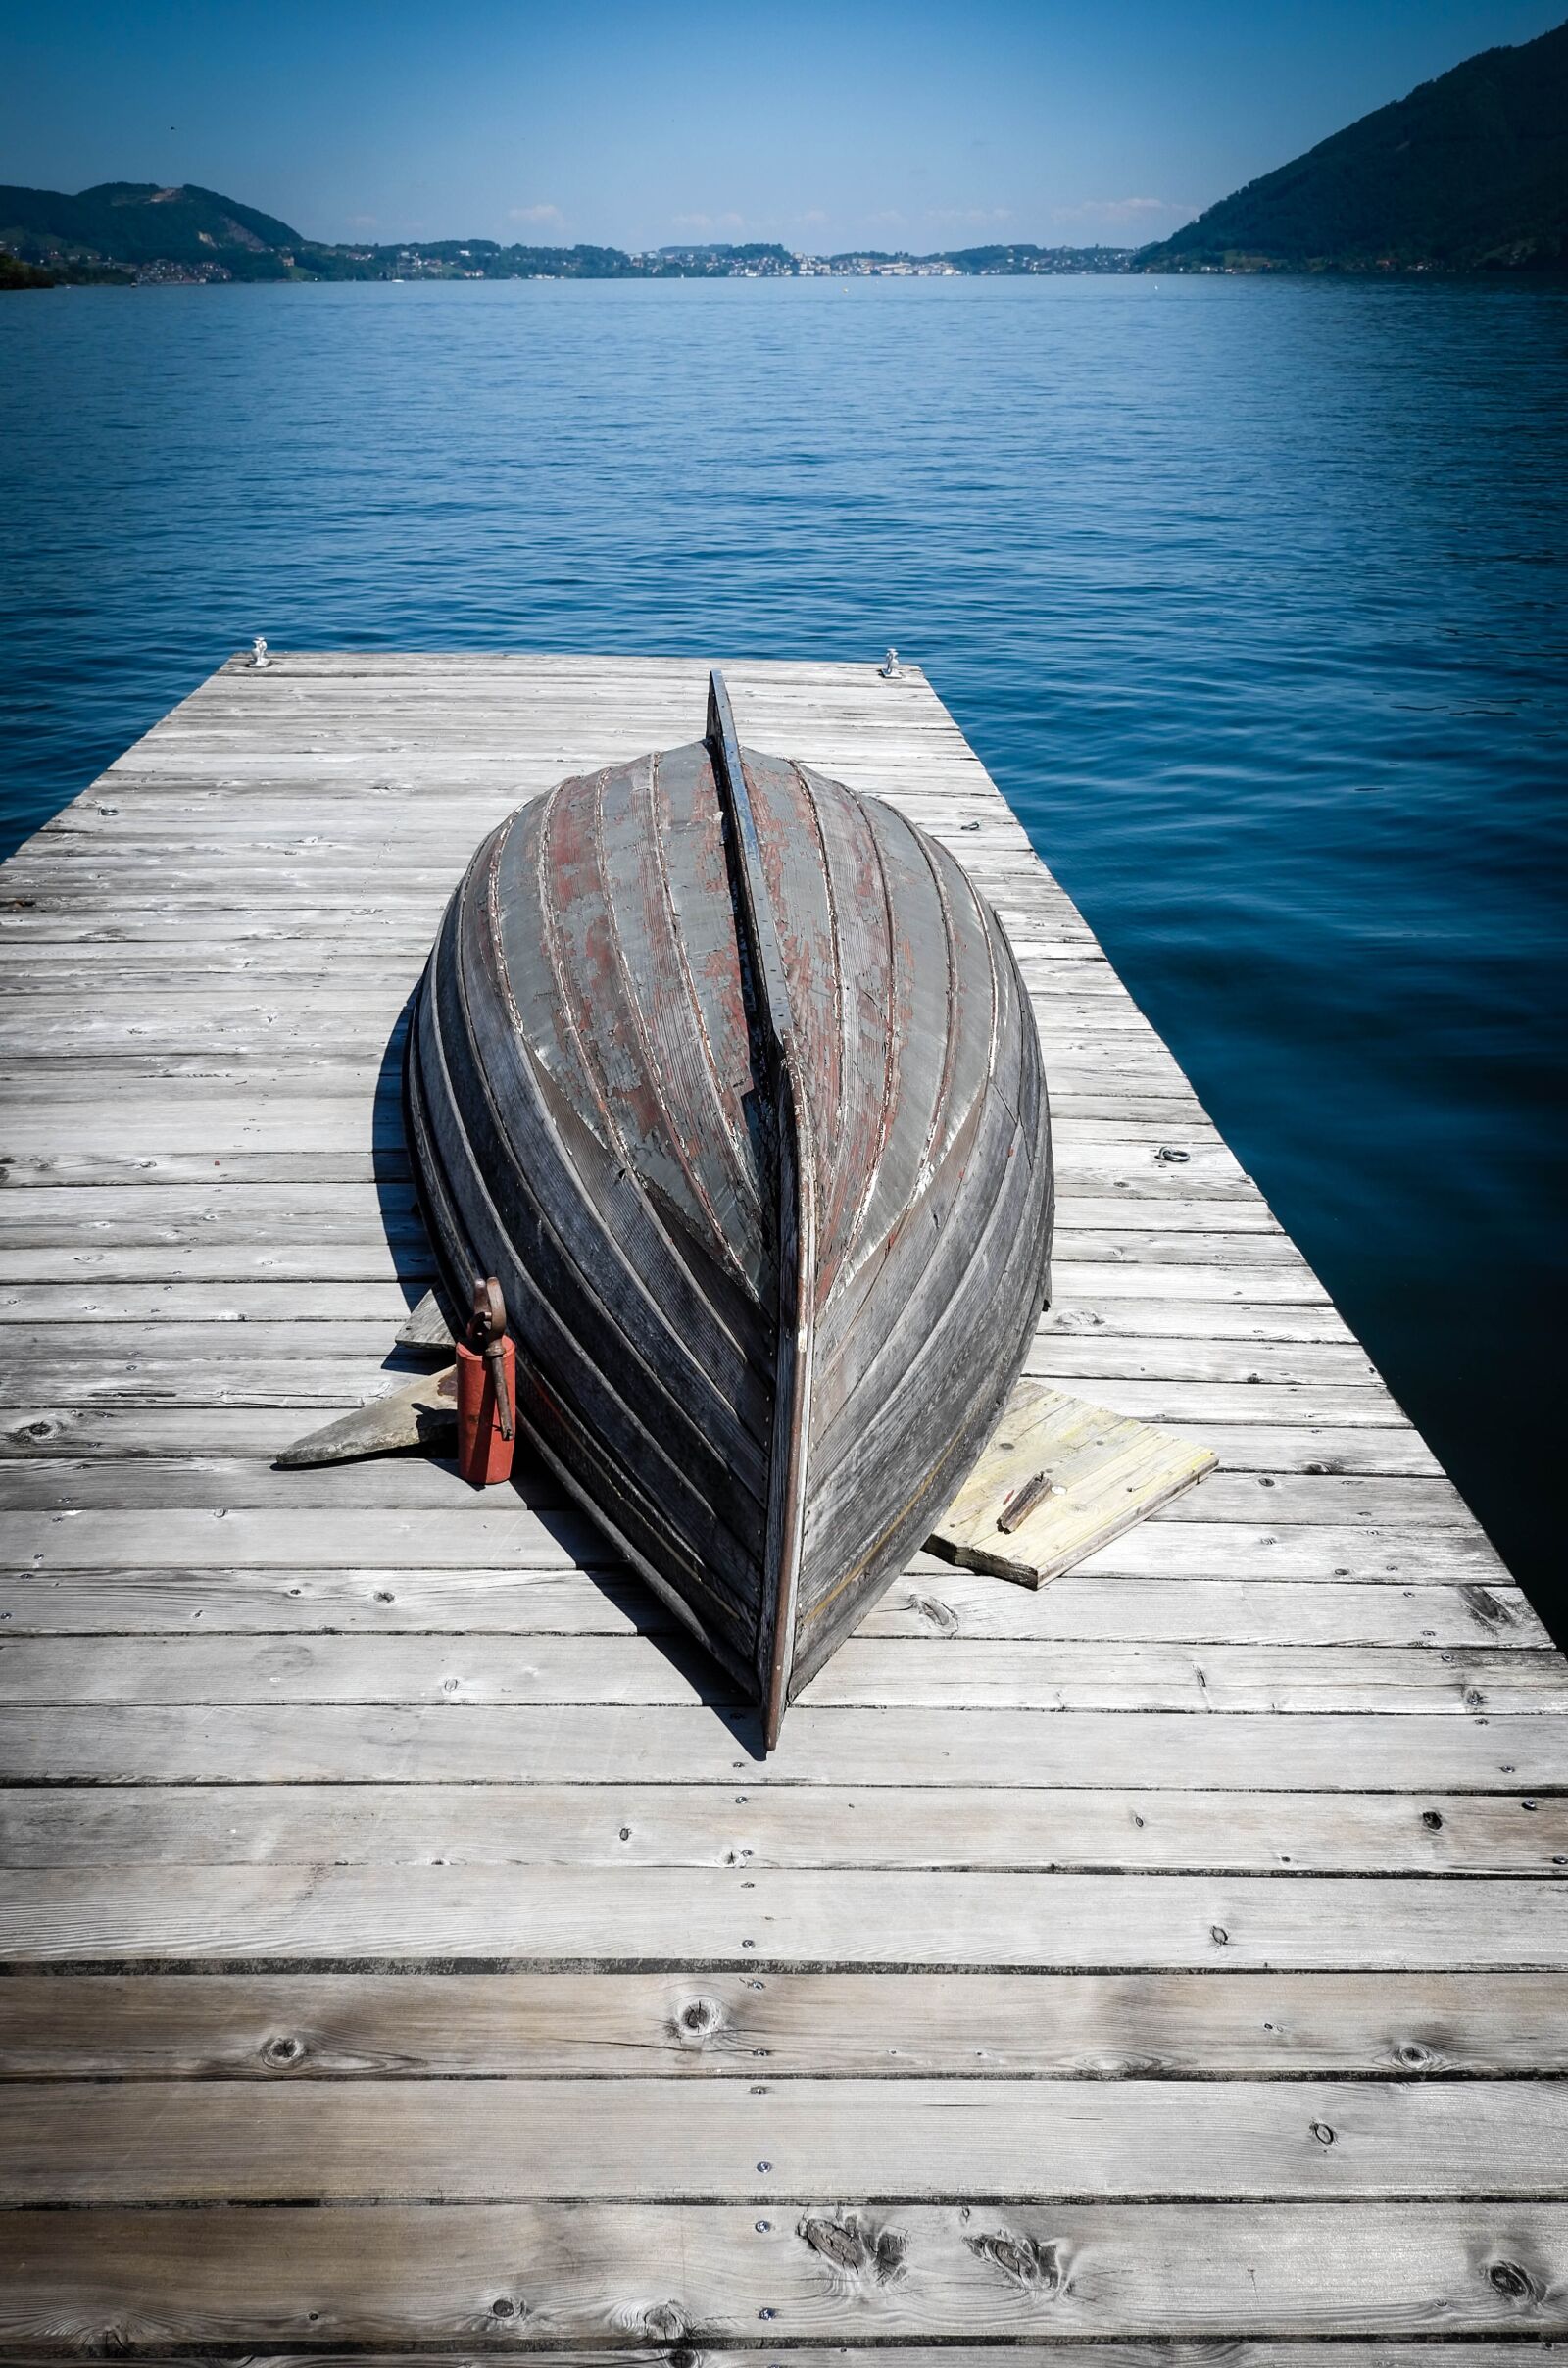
[4,2202,1565,2343]
[7,2076,1566,2200]
[0,1633,1552,1711]
[9,1702,1556,1787]
[2,1781,1561,1874]
[5,1969,1565,2078]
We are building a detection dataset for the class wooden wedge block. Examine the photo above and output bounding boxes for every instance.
[274,1367,458,1468]
[395,1289,456,1354]
[927,1378,1216,1588]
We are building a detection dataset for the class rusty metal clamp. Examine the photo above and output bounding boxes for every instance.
[467,1275,514,1441]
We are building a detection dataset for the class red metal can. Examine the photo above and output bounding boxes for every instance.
[456,1336,516,1488]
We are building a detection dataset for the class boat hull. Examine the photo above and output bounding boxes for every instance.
[405,682,1054,1737]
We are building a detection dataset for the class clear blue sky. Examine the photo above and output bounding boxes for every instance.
[4,0,1564,250]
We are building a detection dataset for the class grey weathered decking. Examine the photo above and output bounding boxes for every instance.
[0,650,1564,2353]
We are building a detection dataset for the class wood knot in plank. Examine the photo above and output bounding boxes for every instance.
[675,1996,724,2046]
[1488,2259,1543,2304]
[965,2229,1065,2293]
[639,2298,691,2341]
[798,2208,906,2284]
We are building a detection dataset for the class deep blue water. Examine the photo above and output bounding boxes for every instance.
[2,276,1565,1625]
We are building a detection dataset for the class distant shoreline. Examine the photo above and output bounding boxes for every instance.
[12,262,1565,294]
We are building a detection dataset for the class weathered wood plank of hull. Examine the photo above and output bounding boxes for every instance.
[406,957,770,1686]
[405,674,1054,1739]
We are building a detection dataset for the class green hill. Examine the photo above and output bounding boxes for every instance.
[0,250,56,289]
[1139,19,1568,272]
[0,181,305,279]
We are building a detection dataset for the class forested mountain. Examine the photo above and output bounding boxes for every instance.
[1139,19,1568,271]
[0,181,305,278]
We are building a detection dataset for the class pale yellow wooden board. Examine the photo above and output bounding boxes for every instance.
[928,1377,1217,1587]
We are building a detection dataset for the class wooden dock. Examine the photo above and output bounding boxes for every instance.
[1,650,1564,2354]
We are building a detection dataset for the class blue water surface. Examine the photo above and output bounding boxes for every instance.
[2,275,1564,1623]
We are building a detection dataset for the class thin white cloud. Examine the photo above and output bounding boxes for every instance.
[669,210,747,235]
[925,205,1013,227]
[509,203,565,228]
[1054,196,1180,224]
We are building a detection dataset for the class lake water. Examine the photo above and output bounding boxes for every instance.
[2,275,1565,1627]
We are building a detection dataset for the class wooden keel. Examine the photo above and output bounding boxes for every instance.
[707,673,814,1751]
[763,1069,813,1749]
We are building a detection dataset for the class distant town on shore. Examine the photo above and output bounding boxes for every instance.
[0,214,1142,289]
[4,20,1562,292]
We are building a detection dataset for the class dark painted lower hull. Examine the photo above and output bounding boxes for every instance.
[405,691,1054,1737]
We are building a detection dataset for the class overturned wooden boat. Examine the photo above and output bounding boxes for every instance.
[405,671,1054,1744]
